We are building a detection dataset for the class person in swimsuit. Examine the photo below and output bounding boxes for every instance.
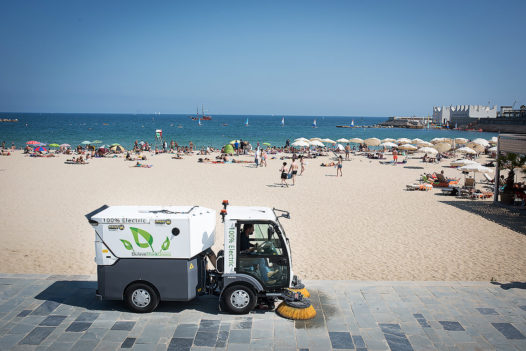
[336,156,343,176]
[299,155,305,175]
[289,156,299,186]
[280,162,288,187]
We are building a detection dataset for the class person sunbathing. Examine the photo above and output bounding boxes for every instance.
[321,161,336,167]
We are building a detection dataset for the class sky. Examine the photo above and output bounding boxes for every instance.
[0,0,525,116]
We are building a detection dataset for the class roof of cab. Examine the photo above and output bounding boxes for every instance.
[90,205,215,221]
[224,206,276,221]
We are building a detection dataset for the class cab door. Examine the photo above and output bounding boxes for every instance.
[236,222,289,290]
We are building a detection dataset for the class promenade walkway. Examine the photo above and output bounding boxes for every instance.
[0,274,525,350]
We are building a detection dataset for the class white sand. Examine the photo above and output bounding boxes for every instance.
[1,151,525,281]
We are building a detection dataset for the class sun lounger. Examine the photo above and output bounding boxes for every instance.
[470,190,493,199]
[441,186,459,196]
[483,173,495,183]
[406,183,433,191]
[434,173,459,187]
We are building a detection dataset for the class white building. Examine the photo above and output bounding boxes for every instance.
[432,105,497,126]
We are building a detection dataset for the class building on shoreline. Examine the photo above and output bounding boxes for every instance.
[432,105,498,126]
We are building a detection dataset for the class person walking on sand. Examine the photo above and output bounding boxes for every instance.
[392,149,398,164]
[336,156,343,176]
[345,143,350,160]
[299,155,305,175]
[289,156,299,185]
[261,149,267,167]
[280,162,289,187]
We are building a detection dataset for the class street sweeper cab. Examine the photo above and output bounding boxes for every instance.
[86,202,314,319]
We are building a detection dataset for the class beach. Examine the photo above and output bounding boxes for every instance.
[0,150,525,281]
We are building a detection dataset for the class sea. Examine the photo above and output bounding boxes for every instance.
[0,113,497,149]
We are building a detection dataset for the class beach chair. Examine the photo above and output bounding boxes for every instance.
[459,178,476,197]
[434,173,459,187]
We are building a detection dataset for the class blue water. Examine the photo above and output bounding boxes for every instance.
[0,113,497,149]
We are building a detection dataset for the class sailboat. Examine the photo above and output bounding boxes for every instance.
[281,117,285,127]
[198,118,202,126]
[351,120,354,127]
[201,105,212,120]
[312,119,317,128]
[245,118,249,127]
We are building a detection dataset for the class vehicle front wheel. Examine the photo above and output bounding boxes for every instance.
[124,283,159,313]
[223,285,257,314]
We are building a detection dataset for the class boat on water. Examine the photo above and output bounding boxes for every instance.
[281,117,285,127]
[245,118,249,127]
[312,119,317,128]
[336,119,355,128]
[222,123,228,126]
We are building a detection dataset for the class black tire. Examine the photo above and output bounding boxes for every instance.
[124,283,159,313]
[223,285,257,314]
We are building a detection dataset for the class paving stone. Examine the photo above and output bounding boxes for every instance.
[477,308,499,315]
[228,329,250,344]
[193,331,217,347]
[40,315,67,327]
[352,335,366,348]
[329,331,354,349]
[120,337,136,348]
[31,301,61,316]
[439,321,465,331]
[492,323,526,340]
[110,321,135,331]
[19,326,55,345]
[74,312,99,322]
[16,310,32,318]
[215,330,228,348]
[173,324,198,338]
[66,322,93,332]
[167,337,193,351]
[70,338,99,351]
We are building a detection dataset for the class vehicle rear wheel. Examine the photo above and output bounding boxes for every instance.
[223,285,257,314]
[124,283,159,313]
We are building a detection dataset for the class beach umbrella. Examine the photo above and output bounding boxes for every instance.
[349,138,364,144]
[381,138,396,143]
[310,140,325,147]
[336,144,345,151]
[34,146,48,153]
[229,140,240,144]
[321,138,336,144]
[138,141,145,145]
[292,140,309,147]
[456,147,477,155]
[489,136,498,144]
[81,140,91,145]
[379,142,398,148]
[309,137,322,142]
[411,138,425,145]
[450,159,479,167]
[398,144,417,151]
[454,138,468,145]
[263,142,271,146]
[294,137,309,142]
[396,138,412,145]
[458,164,493,182]
[110,143,121,146]
[416,141,433,147]
[364,138,381,146]
[92,140,103,144]
[472,138,490,147]
[48,143,60,148]
[60,143,71,148]
[431,137,451,144]
[434,143,452,153]
[224,144,234,154]
[26,140,41,145]
[336,138,349,143]
[471,144,486,153]
[110,145,125,153]
[417,147,438,154]
[488,146,497,152]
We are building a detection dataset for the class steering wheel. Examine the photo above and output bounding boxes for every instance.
[256,241,274,254]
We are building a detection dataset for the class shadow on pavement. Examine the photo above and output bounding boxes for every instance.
[440,200,526,235]
[491,281,526,290]
[34,280,220,314]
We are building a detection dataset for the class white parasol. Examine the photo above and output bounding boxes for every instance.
[349,138,364,144]
[434,143,452,153]
[398,144,417,151]
[456,147,477,154]
[364,138,381,146]
[336,138,349,143]
[417,147,438,154]
[380,142,398,148]
[397,138,412,145]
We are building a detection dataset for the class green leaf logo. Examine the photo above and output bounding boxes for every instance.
[161,237,170,251]
[120,239,133,250]
[130,227,154,252]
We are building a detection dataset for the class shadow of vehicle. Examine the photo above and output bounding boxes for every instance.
[34,280,221,314]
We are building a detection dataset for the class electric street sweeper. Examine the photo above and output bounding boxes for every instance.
[86,201,315,319]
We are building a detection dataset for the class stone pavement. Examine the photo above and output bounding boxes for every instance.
[0,274,526,350]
